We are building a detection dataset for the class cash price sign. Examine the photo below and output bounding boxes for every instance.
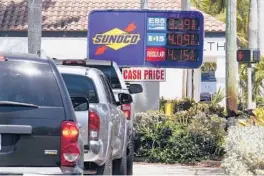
[88,10,204,69]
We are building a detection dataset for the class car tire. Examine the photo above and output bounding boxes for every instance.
[113,147,127,175]
[96,147,113,175]
[127,139,134,175]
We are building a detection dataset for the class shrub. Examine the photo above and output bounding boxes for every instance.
[173,98,195,112]
[159,97,167,112]
[188,112,226,159]
[159,97,225,118]
[221,126,264,176]
[134,110,226,164]
[239,107,264,126]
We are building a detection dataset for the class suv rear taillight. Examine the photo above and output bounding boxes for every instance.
[62,60,86,65]
[61,121,80,167]
[121,104,131,120]
[88,111,100,141]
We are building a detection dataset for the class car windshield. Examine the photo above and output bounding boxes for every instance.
[0,60,63,107]
[61,74,99,103]
[88,65,122,89]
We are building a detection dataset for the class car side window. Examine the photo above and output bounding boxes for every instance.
[100,75,116,105]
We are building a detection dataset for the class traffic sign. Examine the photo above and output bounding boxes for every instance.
[237,49,251,63]
[88,10,204,69]
[253,49,260,63]
[237,49,261,63]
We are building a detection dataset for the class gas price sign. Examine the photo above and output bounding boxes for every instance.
[145,13,204,68]
[88,10,204,68]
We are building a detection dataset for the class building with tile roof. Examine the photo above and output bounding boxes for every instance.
[0,0,225,33]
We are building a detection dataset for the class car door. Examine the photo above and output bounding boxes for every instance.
[99,75,121,141]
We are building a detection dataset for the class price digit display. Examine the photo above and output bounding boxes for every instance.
[167,18,200,31]
[166,49,199,62]
[167,33,199,46]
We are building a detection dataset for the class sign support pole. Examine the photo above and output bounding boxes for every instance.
[247,63,253,109]
[181,0,193,99]
[28,0,42,54]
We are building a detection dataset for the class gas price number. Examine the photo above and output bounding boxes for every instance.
[167,33,199,46]
[167,18,200,31]
[165,17,200,62]
[167,49,199,62]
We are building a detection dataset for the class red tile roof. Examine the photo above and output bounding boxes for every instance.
[0,0,226,32]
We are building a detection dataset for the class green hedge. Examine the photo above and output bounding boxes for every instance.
[159,97,225,117]
[134,102,226,164]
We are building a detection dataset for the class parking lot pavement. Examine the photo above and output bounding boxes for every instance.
[133,162,225,175]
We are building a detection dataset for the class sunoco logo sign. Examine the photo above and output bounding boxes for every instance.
[92,23,141,55]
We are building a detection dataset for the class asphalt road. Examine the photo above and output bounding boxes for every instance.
[133,162,225,175]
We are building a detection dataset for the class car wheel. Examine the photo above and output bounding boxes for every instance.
[127,139,134,175]
[96,147,113,175]
[113,147,127,175]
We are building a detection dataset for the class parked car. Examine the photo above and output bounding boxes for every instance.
[0,52,83,175]
[54,59,143,175]
[57,65,133,175]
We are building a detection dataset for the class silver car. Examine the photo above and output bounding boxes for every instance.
[57,65,131,175]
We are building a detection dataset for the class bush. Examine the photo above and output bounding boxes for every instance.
[239,107,264,126]
[173,98,195,112]
[134,110,226,164]
[159,97,225,117]
[159,97,167,112]
[221,126,264,175]
[188,112,226,159]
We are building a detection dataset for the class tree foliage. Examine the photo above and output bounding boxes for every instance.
[191,0,249,46]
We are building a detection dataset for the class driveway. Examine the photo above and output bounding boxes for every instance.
[133,162,225,175]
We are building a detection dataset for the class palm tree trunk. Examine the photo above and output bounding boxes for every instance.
[248,0,258,109]
[258,0,264,52]
[258,0,264,98]
[226,0,238,114]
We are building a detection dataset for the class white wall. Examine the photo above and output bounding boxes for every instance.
[0,36,227,111]
[0,37,87,59]
[159,69,183,99]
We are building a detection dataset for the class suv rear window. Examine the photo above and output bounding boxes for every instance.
[88,65,121,89]
[61,74,99,103]
[0,60,63,106]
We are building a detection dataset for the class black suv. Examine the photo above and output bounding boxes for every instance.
[0,53,84,175]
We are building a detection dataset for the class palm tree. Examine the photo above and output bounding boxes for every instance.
[258,0,264,55]
[191,0,249,47]
[191,0,225,14]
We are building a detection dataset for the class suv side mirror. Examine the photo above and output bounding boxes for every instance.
[71,97,89,111]
[118,93,133,105]
[128,84,143,94]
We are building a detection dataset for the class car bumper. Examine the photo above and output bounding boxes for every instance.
[0,167,83,175]
[84,140,105,165]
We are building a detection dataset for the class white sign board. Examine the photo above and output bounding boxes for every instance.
[201,82,217,93]
[122,68,166,82]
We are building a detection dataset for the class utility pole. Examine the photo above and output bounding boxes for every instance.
[226,0,238,115]
[181,0,193,99]
[28,0,42,54]
[141,0,149,9]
